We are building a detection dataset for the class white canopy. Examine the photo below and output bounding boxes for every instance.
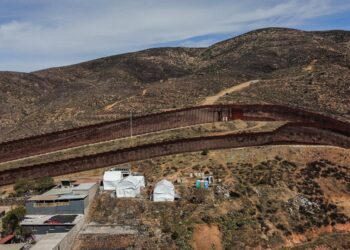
[103,171,122,191]
[153,179,175,202]
[115,176,144,198]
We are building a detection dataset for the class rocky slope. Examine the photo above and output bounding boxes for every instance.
[1,27,349,142]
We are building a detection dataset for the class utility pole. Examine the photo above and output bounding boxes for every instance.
[130,110,133,138]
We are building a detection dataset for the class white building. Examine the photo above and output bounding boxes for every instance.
[115,176,145,198]
[153,179,175,202]
[103,166,131,191]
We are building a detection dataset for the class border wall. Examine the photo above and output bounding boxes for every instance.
[0,104,349,163]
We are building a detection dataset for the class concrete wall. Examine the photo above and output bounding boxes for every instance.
[55,186,98,250]
[83,183,98,214]
[26,197,88,215]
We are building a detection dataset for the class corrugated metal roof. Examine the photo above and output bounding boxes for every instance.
[43,188,73,196]
[29,193,87,201]
[29,195,59,201]
[72,182,96,191]
[21,214,83,225]
[57,194,87,200]
[42,182,96,195]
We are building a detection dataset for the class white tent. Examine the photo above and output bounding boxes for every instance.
[132,175,146,188]
[153,179,175,202]
[103,171,122,191]
[115,176,144,198]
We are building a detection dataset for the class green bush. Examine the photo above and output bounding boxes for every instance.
[2,206,26,235]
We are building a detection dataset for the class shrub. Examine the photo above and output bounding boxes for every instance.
[346,183,350,192]
[13,180,32,196]
[190,189,210,204]
[12,177,54,197]
[33,177,55,194]
[171,231,179,240]
[201,148,209,156]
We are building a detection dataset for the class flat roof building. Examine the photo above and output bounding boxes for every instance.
[26,182,97,215]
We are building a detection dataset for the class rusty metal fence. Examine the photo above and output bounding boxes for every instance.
[0,104,349,163]
[0,122,349,186]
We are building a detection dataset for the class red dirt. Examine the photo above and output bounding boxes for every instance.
[192,224,223,250]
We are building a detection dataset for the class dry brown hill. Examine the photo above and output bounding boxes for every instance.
[1,27,349,142]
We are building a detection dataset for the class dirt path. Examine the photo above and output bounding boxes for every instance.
[104,96,136,111]
[201,80,259,105]
[104,88,148,111]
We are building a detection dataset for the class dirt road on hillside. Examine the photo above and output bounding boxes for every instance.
[201,80,259,105]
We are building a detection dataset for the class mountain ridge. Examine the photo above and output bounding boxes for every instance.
[1,27,349,142]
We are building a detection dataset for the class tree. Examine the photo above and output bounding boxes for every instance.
[13,180,32,197]
[33,177,54,194]
[2,206,26,235]
[12,177,54,197]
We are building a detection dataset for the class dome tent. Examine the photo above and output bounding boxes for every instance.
[153,179,175,202]
[115,176,144,198]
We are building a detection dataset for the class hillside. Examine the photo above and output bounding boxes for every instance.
[73,145,350,249]
[1,27,350,142]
